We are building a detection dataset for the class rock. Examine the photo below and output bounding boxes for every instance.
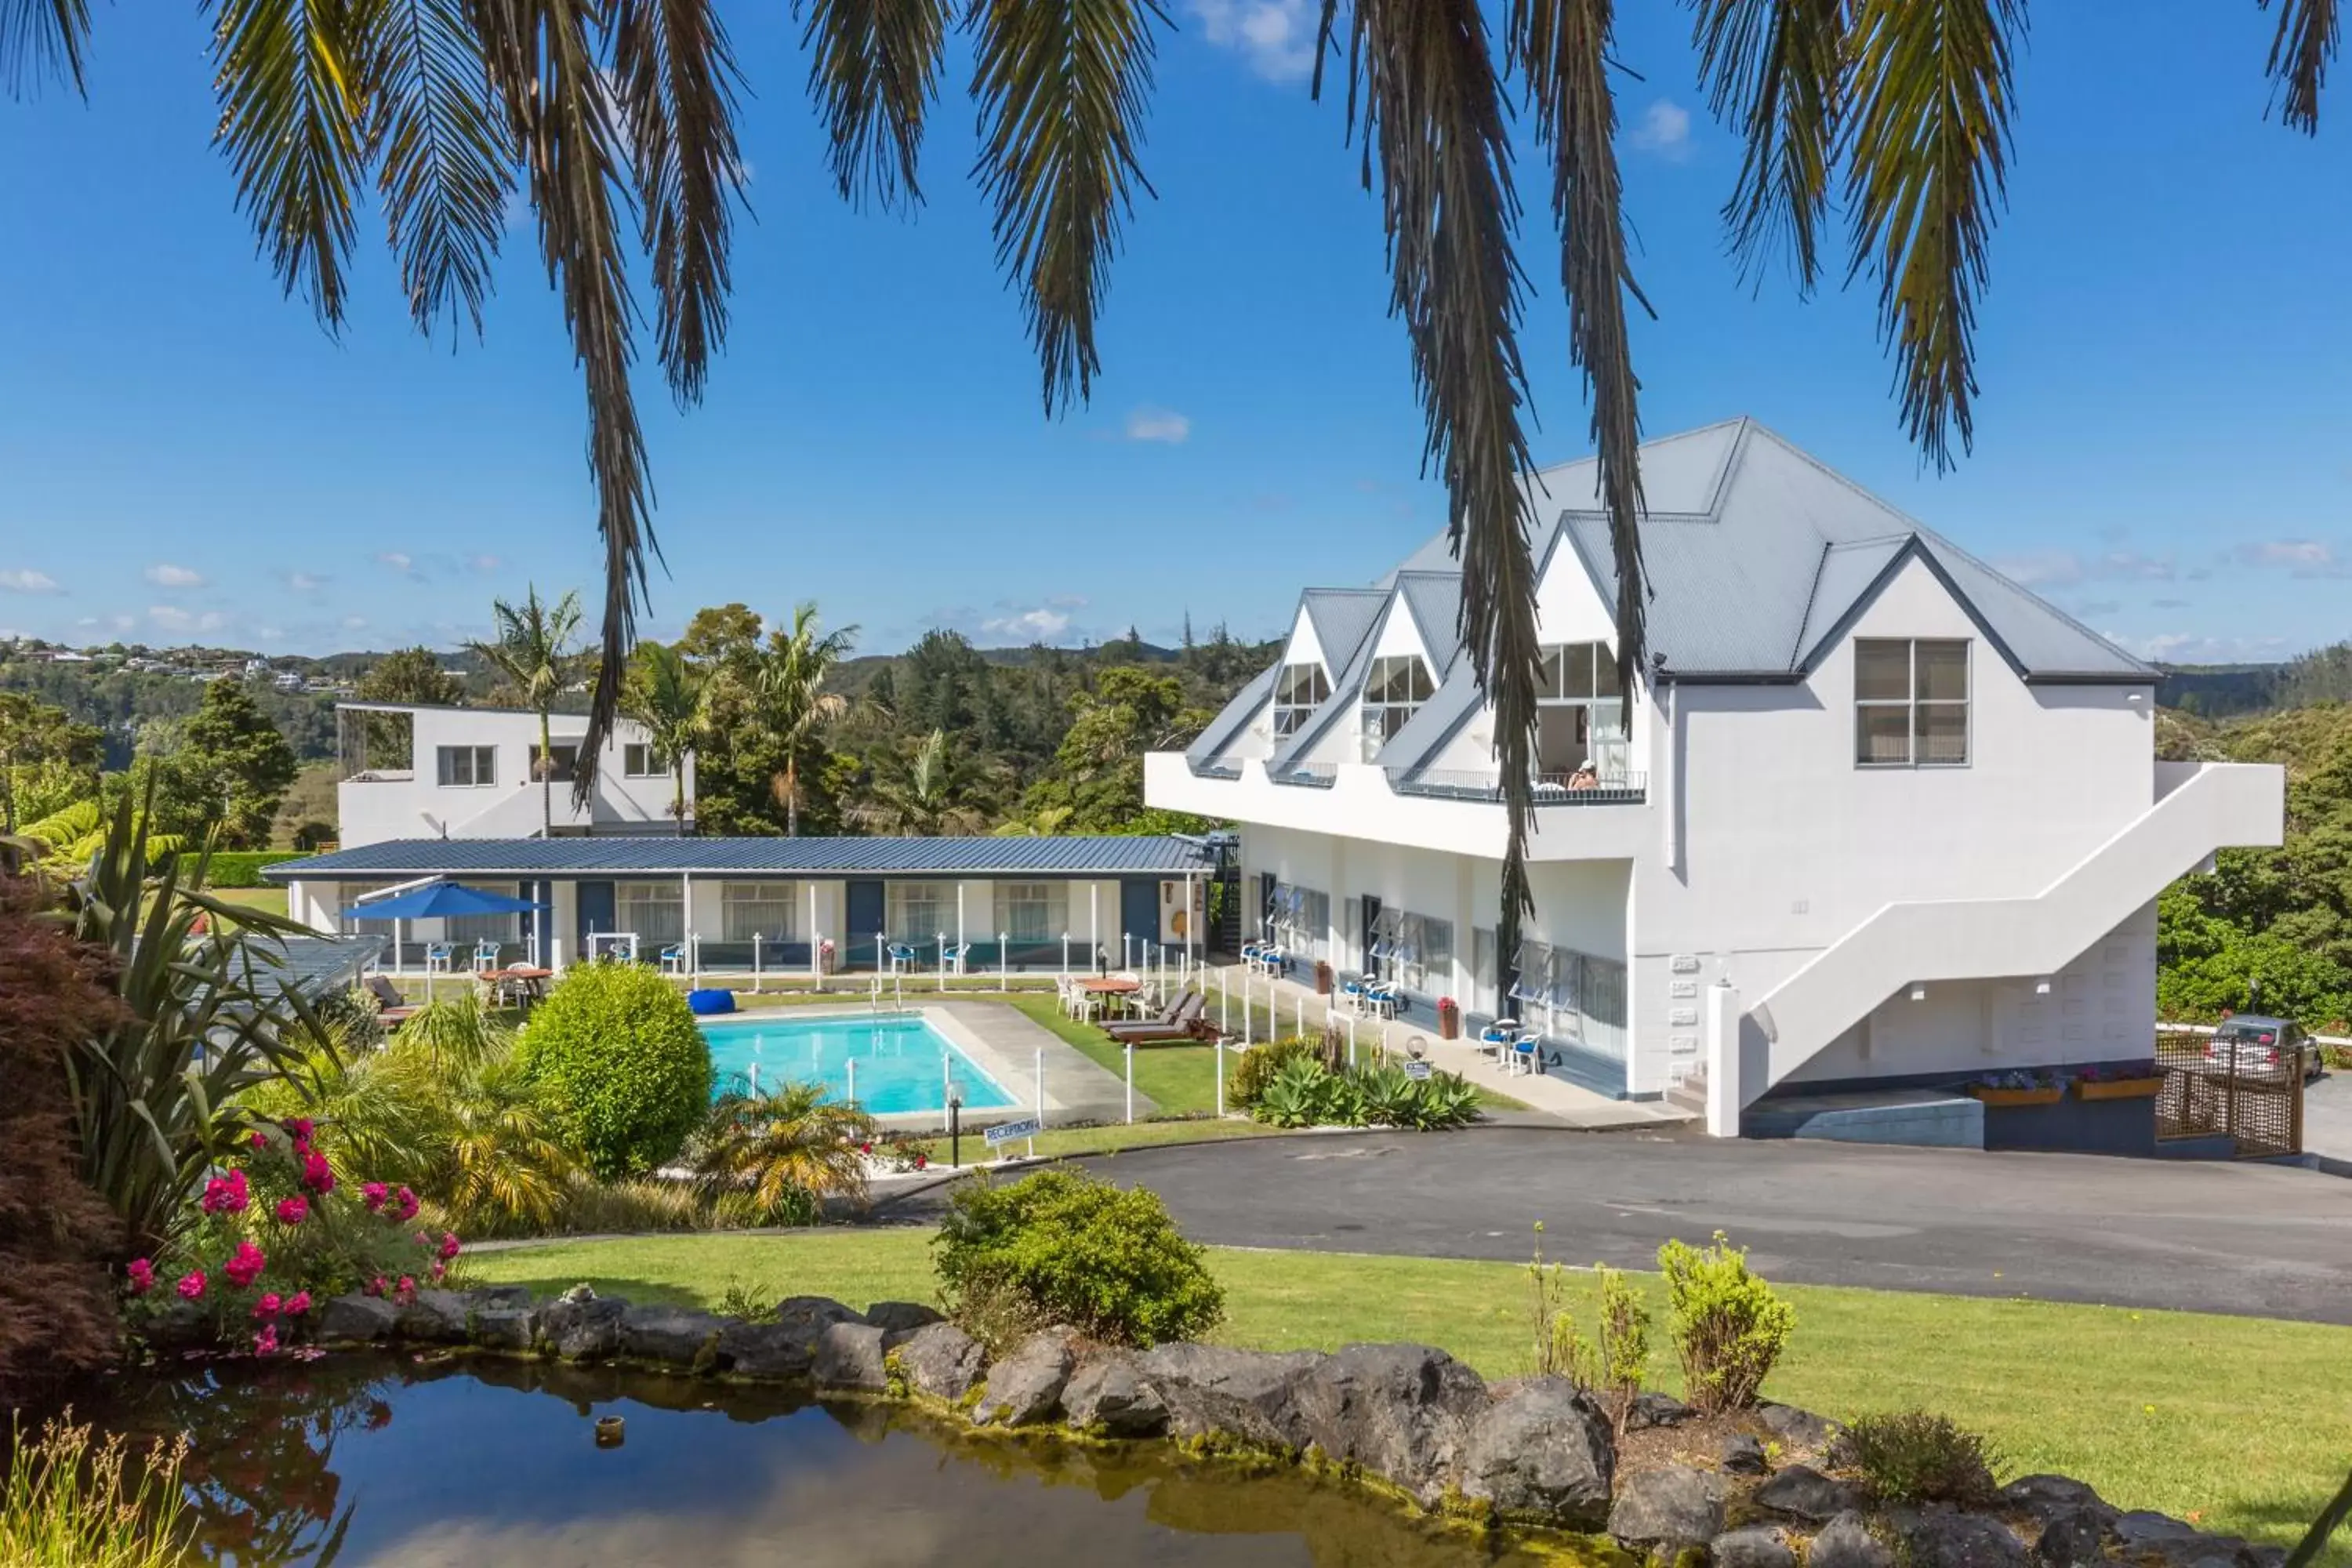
[1628,1392,1697,1430]
[1713,1525,1799,1568]
[470,1305,538,1352]
[893,1322,986,1403]
[1899,1510,2030,1568]
[811,1322,891,1392]
[395,1290,474,1343]
[1809,1512,1895,1568]
[1062,1353,1170,1439]
[865,1301,946,1342]
[1608,1465,1728,1559]
[620,1305,724,1369]
[467,1285,535,1311]
[972,1330,1077,1426]
[1753,1464,1864,1523]
[1721,1433,1770,1475]
[1290,1344,1490,1505]
[1756,1402,1842,1453]
[1457,1377,1615,1530]
[2005,1475,2119,1526]
[141,1301,212,1352]
[776,1295,865,1340]
[2111,1517,2275,1568]
[715,1320,815,1381]
[537,1293,626,1362]
[2034,1507,2109,1568]
[1131,1342,1323,1451]
[2114,1513,2201,1547]
[318,1294,398,1343]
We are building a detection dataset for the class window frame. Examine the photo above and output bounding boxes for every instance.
[1853,637,1971,769]
[622,742,667,779]
[1359,654,1435,752]
[532,742,582,784]
[993,881,1068,944]
[1271,662,1332,738]
[613,880,684,945]
[434,744,497,788]
[886,880,953,945]
[720,880,797,942]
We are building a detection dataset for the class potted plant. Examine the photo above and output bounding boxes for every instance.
[2074,1060,2166,1100]
[1965,1069,2066,1107]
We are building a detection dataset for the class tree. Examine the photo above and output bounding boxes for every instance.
[622,641,707,834]
[0,691,101,834]
[850,728,992,837]
[1022,667,1210,831]
[183,679,299,848]
[466,587,583,837]
[759,604,858,837]
[357,647,466,708]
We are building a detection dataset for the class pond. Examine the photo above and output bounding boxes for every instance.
[74,1355,1623,1566]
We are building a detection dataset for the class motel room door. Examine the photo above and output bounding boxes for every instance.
[575,881,615,956]
[845,880,885,967]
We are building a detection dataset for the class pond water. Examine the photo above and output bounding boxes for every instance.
[76,1356,1621,1566]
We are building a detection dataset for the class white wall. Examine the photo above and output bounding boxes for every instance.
[337,706,688,847]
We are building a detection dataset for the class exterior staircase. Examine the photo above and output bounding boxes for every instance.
[1664,1068,1708,1118]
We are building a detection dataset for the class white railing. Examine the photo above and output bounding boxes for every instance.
[1394,768,1647,804]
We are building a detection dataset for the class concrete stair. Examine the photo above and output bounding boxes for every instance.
[1664,1069,1707,1118]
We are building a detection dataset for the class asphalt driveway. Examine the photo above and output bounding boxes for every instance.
[909,1129,2352,1323]
[2303,1070,2352,1168]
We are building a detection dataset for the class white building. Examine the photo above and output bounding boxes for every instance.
[1148,418,2284,1138]
[335,701,693,846]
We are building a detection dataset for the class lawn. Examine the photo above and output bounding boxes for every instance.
[209,886,290,917]
[906,1116,1278,1165]
[468,1228,2352,1560]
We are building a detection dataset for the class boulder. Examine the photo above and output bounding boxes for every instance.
[893,1322,986,1403]
[1899,1510,2030,1568]
[470,1305,538,1352]
[1457,1377,1615,1530]
[1753,1464,1864,1523]
[467,1285,535,1311]
[1721,1433,1770,1475]
[1809,1512,1895,1568]
[1628,1392,1697,1430]
[537,1293,626,1362]
[141,1301,213,1352]
[2111,1517,2278,1568]
[1062,1353,1171,1439]
[865,1301,946,1343]
[715,1320,815,1381]
[1609,1465,1729,1559]
[2114,1513,2202,1547]
[2033,1507,2109,1568]
[621,1305,725,1369]
[812,1323,891,1392]
[395,1290,474,1343]
[777,1295,866,1340]
[1756,1402,1842,1453]
[1290,1344,1490,1505]
[318,1294,398,1343]
[2004,1475,2119,1526]
[1131,1342,1323,1451]
[1713,1525,1799,1568]
[971,1330,1077,1427]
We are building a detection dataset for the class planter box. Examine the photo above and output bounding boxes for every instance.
[2075,1076,2165,1102]
[1967,1085,2065,1108]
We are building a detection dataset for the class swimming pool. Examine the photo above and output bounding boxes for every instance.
[699,1011,1017,1116]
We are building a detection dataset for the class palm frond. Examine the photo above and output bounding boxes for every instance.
[354,0,514,336]
[1316,0,1544,940]
[1687,0,1848,292]
[1,0,90,96]
[614,0,747,404]
[967,0,1166,412]
[207,0,375,328]
[470,0,655,803]
[1842,0,2024,470]
[2262,0,2338,132]
[803,0,953,209]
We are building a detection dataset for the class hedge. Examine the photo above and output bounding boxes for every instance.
[205,851,304,888]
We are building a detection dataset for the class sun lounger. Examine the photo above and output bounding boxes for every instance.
[1105,990,1205,1043]
[364,974,419,1027]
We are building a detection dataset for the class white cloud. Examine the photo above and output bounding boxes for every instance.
[343,615,369,630]
[1187,0,1317,81]
[2126,630,2291,664]
[466,553,503,573]
[148,604,227,634]
[1992,546,2176,588]
[1627,100,1693,161]
[283,570,330,593]
[2233,539,2352,578]
[0,568,61,594]
[374,551,416,575]
[1991,550,2082,587]
[1123,406,1192,445]
[982,607,1075,641]
[143,563,205,589]
[110,613,136,631]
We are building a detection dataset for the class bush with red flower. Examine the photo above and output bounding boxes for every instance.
[122,1117,452,1352]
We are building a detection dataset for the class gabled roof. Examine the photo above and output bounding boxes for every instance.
[1392,572,1465,678]
[266,837,1216,880]
[1298,588,1388,675]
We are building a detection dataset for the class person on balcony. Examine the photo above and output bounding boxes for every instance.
[1567,760,1601,791]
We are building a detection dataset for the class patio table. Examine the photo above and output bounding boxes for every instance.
[480,967,554,1011]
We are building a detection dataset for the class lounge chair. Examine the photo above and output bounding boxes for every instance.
[364,974,419,1027]
[1105,990,1207,1044]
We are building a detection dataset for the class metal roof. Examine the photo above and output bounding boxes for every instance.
[266,836,1218,880]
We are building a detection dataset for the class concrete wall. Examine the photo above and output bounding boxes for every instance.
[338,706,688,847]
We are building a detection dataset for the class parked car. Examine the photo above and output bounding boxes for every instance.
[2205,1015,2323,1080]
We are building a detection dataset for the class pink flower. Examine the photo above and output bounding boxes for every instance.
[299,1152,336,1196]
[391,1187,419,1222]
[249,1131,270,1152]
[201,1169,250,1215]
[285,1290,312,1316]
[223,1240,267,1289]
[364,1275,388,1298]
[284,1117,315,1143]
[125,1258,155,1295]
[428,1261,447,1284]
[254,1324,280,1356]
[176,1269,207,1301]
[275,1196,309,1226]
[394,1276,416,1303]
[253,1293,283,1318]
[362,1181,388,1211]
[437,1232,462,1262]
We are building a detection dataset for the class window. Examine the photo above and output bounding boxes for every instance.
[1359,655,1436,753]
[1535,643,1625,776]
[1271,663,1331,738]
[1472,927,1497,1015]
[1269,884,1330,958]
[993,882,1068,942]
[614,882,684,945]
[886,881,952,944]
[532,743,581,783]
[623,742,667,778]
[722,881,797,942]
[435,745,496,787]
[1855,639,1969,767]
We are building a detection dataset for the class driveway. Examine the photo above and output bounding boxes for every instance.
[902,1129,2352,1323]
[2303,1070,2352,1168]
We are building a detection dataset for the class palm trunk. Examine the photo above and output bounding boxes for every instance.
[785,757,800,838]
[539,710,553,837]
[673,760,687,836]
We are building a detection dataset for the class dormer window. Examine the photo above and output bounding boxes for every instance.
[1361,655,1435,748]
[1535,642,1624,777]
[1272,663,1330,737]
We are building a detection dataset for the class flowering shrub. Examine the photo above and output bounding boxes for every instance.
[122,1118,451,1354]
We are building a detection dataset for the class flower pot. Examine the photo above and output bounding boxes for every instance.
[1967,1085,2064,1107]
[2075,1076,2164,1102]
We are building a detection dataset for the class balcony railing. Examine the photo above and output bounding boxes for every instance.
[1271,761,1339,789]
[1392,768,1647,804]
[1189,759,1243,780]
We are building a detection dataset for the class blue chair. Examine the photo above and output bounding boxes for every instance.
[887,942,919,974]
[1479,1017,1520,1063]
[659,943,688,975]
[1508,1034,1544,1077]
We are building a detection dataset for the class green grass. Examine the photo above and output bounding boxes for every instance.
[209,886,290,916]
[467,1228,2352,1559]
[906,1116,1278,1165]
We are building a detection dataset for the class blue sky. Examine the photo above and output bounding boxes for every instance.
[2,2,2347,664]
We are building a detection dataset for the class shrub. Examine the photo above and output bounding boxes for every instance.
[1247,1056,1483,1131]
[1657,1231,1795,1414]
[1837,1410,2000,1504]
[1251,1055,1334,1128]
[516,964,713,1179]
[686,1081,876,1224]
[203,850,301,888]
[1229,1036,1321,1109]
[934,1168,1224,1350]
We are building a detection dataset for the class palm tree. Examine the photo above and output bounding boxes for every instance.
[466,588,583,837]
[759,604,857,837]
[624,642,709,835]
[7,0,2336,993]
[851,728,989,837]
[688,1081,877,1221]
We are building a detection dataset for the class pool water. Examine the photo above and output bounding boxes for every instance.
[699,1011,1016,1114]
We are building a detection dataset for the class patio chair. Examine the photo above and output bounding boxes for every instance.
[1506,1033,1544,1076]
[1105,991,1206,1044]
[943,942,971,975]
[659,943,688,975]
[423,942,456,974]
[1365,982,1401,1019]
[364,974,419,1028]
[886,942,919,974]
[1479,1018,1520,1065]
[471,940,501,974]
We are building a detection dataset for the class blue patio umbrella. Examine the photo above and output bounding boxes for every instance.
[337,882,551,922]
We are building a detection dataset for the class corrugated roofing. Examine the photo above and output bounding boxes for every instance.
[1792,537,1907,666]
[1186,663,1277,770]
[267,837,1217,880]
[1394,572,1466,677]
[1300,589,1388,677]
